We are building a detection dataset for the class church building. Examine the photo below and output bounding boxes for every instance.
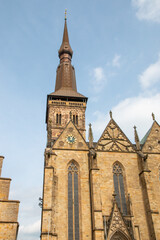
[40,17,160,240]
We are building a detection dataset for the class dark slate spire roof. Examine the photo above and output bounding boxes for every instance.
[50,18,87,100]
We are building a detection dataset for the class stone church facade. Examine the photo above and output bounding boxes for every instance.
[40,18,160,240]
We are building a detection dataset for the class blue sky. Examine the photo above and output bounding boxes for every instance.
[0,0,160,239]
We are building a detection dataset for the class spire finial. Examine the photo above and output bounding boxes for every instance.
[134,125,140,150]
[152,112,155,121]
[109,111,113,119]
[88,123,94,148]
[65,9,67,20]
[58,10,73,58]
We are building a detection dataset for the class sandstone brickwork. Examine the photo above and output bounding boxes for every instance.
[0,156,20,240]
[47,100,86,139]
[40,18,160,240]
[41,112,160,240]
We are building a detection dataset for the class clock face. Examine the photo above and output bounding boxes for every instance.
[66,135,76,144]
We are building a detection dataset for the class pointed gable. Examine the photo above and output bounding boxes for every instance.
[52,120,88,150]
[107,202,131,240]
[142,121,160,153]
[96,119,135,152]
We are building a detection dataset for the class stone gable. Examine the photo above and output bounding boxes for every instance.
[52,120,88,150]
[142,121,160,153]
[96,119,135,152]
[108,202,131,240]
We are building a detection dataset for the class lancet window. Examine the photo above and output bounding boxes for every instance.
[113,162,127,215]
[56,113,61,125]
[73,115,78,125]
[68,162,80,240]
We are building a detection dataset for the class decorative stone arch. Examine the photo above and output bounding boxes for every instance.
[110,230,131,240]
[112,161,125,172]
[67,159,79,169]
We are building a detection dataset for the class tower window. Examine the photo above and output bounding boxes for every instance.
[56,113,61,125]
[68,162,79,240]
[73,115,75,124]
[76,115,78,125]
[72,115,78,125]
[113,162,127,215]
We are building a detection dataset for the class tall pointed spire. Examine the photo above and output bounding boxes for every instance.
[50,14,87,100]
[58,13,73,59]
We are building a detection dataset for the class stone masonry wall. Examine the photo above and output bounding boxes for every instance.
[47,100,86,139]
[97,151,150,240]
[0,156,19,240]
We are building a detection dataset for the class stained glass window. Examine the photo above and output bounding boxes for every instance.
[68,162,79,240]
[113,163,127,215]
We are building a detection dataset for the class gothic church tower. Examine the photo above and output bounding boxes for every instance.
[41,16,160,240]
[40,17,91,240]
[46,18,87,144]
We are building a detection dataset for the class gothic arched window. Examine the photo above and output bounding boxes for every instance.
[76,115,78,125]
[68,162,79,240]
[72,115,78,125]
[113,162,127,215]
[73,115,76,124]
[56,113,61,125]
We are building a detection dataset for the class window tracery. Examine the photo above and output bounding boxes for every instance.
[113,163,127,215]
[68,162,79,240]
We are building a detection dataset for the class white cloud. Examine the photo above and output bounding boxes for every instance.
[10,186,42,240]
[112,54,121,67]
[91,67,106,93]
[139,56,160,89]
[93,67,105,83]
[132,0,160,23]
[91,93,160,142]
[19,220,41,235]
